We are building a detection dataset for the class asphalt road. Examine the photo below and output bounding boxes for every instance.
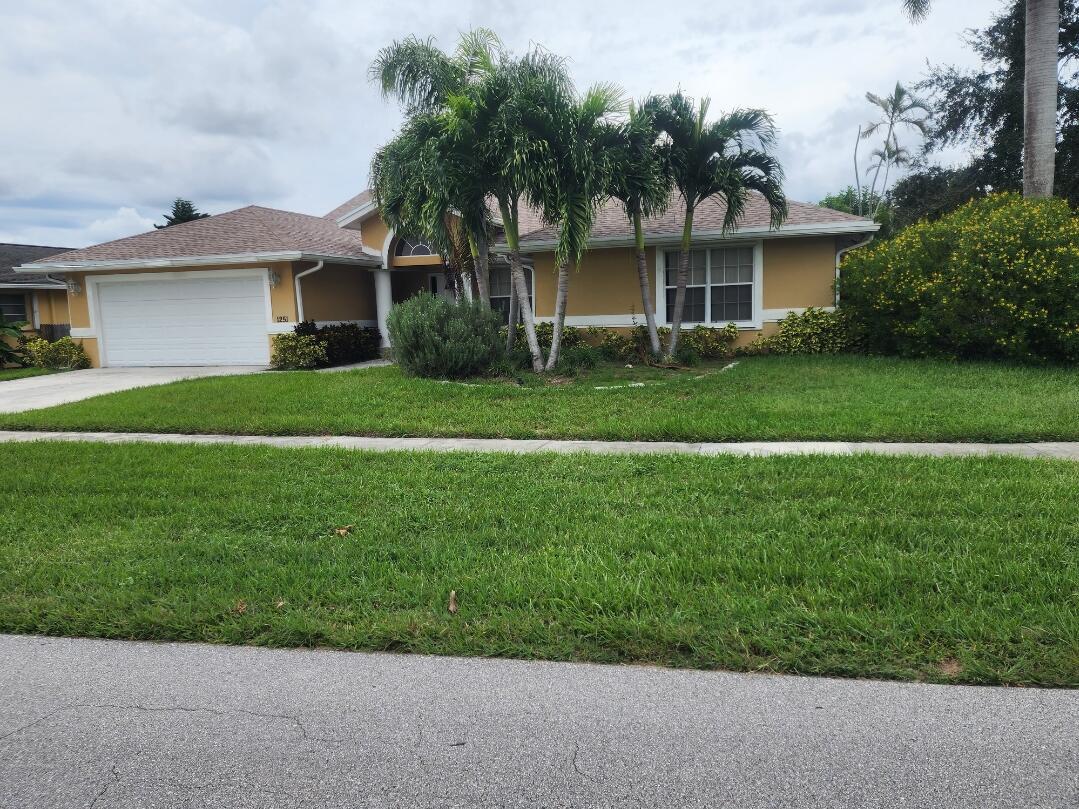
[0,634,1075,808]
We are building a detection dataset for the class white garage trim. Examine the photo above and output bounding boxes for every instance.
[86,268,277,367]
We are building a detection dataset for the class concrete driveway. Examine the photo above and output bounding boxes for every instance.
[0,366,265,413]
[1,634,1075,809]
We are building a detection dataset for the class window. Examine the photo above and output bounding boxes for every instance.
[663,246,755,324]
[394,236,435,257]
[0,293,27,324]
[489,266,533,324]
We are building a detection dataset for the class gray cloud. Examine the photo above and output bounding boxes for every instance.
[0,0,998,247]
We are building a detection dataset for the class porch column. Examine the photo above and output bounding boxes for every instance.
[373,268,393,349]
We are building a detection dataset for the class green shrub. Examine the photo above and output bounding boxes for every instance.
[1,321,28,367]
[586,324,738,363]
[680,323,739,360]
[750,308,853,355]
[840,193,1079,362]
[554,344,600,374]
[23,336,90,370]
[504,321,587,352]
[388,292,503,378]
[294,321,381,366]
[271,333,328,370]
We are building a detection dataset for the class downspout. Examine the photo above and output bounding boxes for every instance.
[293,260,324,323]
[31,291,40,329]
[834,234,875,307]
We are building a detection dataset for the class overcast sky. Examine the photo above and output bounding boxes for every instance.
[0,0,1003,248]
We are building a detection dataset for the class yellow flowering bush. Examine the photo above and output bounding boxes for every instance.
[840,193,1079,362]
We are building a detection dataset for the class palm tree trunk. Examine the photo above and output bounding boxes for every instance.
[874,158,894,219]
[1023,0,1059,198]
[500,199,544,371]
[665,204,695,357]
[473,229,491,305]
[505,277,518,351]
[853,125,864,216]
[544,260,570,371]
[633,209,661,357]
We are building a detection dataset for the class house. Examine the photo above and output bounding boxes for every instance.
[1,243,71,340]
[16,190,877,367]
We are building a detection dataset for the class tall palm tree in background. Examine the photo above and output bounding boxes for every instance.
[531,83,626,370]
[865,135,912,217]
[608,104,672,358]
[642,93,787,357]
[903,0,1060,197]
[370,30,501,303]
[860,83,929,208]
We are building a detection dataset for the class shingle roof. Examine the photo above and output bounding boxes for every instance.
[324,190,373,222]
[26,206,379,269]
[517,190,876,245]
[0,244,69,286]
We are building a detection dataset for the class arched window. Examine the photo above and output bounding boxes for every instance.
[394,236,435,257]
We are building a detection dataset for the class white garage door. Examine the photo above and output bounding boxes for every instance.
[97,273,271,367]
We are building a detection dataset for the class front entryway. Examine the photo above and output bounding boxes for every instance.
[95,274,270,366]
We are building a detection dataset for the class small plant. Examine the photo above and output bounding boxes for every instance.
[586,324,738,364]
[23,336,90,370]
[388,292,503,378]
[0,320,28,367]
[271,333,328,370]
[749,308,853,355]
[554,344,600,374]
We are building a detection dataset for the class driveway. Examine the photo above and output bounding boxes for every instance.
[1,635,1075,808]
[0,366,265,413]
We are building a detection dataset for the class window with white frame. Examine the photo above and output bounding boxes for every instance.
[394,236,435,257]
[488,266,533,324]
[663,246,755,324]
[0,293,28,324]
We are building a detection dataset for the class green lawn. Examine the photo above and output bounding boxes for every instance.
[1,441,1076,686]
[2,356,1078,442]
[0,367,51,382]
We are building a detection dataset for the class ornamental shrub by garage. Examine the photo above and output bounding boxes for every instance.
[270,333,328,370]
[23,336,90,370]
[388,292,503,378]
[840,193,1079,362]
[294,321,381,366]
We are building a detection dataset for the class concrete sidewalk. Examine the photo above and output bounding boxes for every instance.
[2,428,1079,459]
[0,634,1075,808]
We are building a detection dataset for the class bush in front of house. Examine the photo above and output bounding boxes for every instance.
[388,292,503,378]
[294,321,382,366]
[504,321,588,352]
[840,193,1079,363]
[271,333,328,370]
[23,336,90,370]
[748,308,854,355]
[587,323,738,363]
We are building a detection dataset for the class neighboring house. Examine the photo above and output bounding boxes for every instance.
[16,189,877,367]
[1,243,71,339]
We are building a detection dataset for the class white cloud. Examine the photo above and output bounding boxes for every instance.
[83,207,157,243]
[0,0,1002,246]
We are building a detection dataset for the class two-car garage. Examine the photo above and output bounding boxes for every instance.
[93,272,272,367]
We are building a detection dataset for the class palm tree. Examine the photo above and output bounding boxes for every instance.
[531,83,626,371]
[370,30,501,302]
[608,104,672,358]
[642,93,787,357]
[865,135,912,216]
[903,0,1060,198]
[860,83,929,205]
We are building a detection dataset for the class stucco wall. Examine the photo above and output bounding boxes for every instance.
[762,236,837,309]
[299,263,377,322]
[530,247,658,319]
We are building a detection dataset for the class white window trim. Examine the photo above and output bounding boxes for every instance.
[82,268,277,367]
[655,240,763,330]
[488,264,536,315]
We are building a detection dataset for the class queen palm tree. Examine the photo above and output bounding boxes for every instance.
[860,83,929,206]
[903,0,1060,198]
[642,93,787,357]
[531,83,626,370]
[865,135,912,217]
[608,104,672,358]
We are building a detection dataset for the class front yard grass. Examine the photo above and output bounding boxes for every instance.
[0,367,51,382]
[1,441,1076,686]
[1,355,1078,442]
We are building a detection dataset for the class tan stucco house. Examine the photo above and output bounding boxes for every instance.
[15,189,877,367]
[1,243,71,340]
